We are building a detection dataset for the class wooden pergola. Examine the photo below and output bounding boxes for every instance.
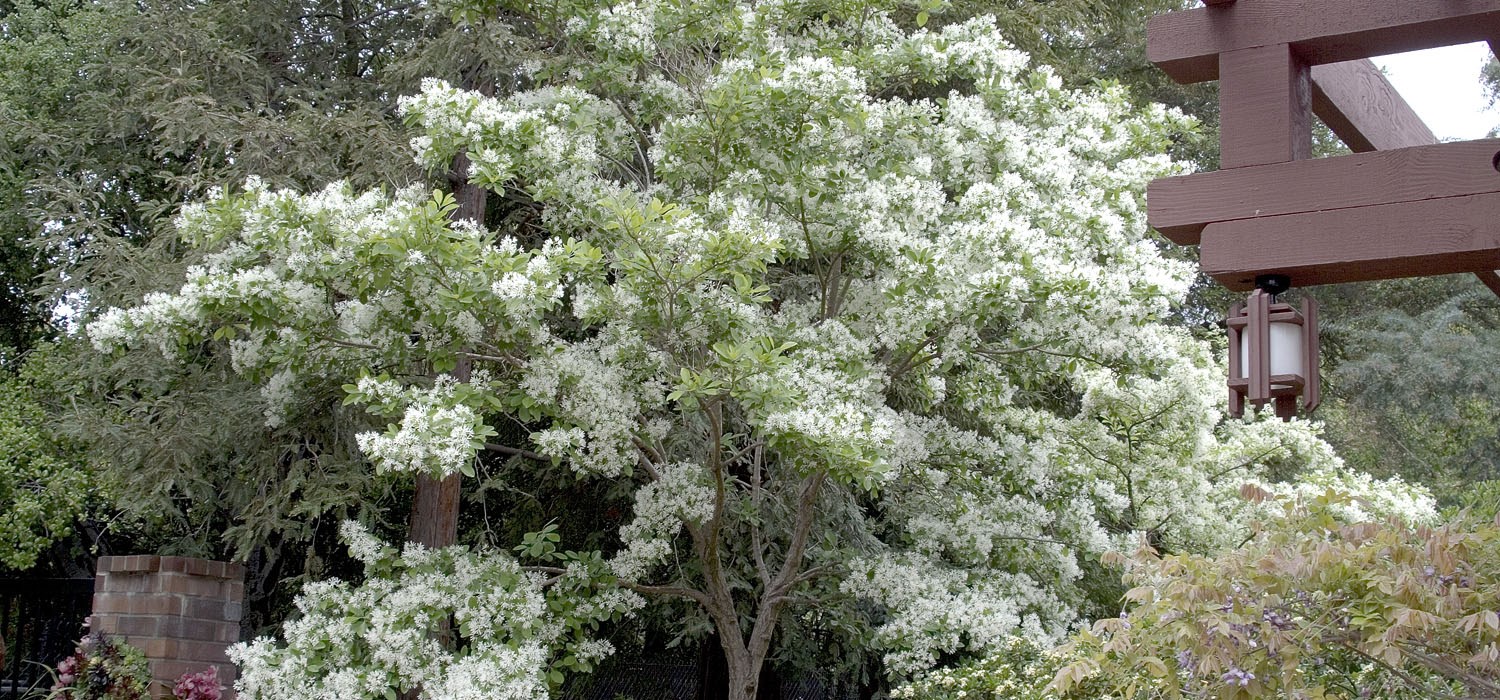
[1145,0,1500,297]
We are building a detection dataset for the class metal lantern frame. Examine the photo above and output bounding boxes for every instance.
[1226,289,1320,419]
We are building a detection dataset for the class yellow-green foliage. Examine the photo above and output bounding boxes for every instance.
[1053,489,1500,699]
[0,366,95,570]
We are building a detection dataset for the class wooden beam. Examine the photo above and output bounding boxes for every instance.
[1219,44,1312,168]
[1310,59,1438,152]
[1309,54,1500,297]
[1148,139,1500,244]
[1199,193,1500,290]
[1478,270,1500,297]
[1148,0,1500,84]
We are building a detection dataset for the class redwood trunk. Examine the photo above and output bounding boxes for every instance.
[407,473,463,547]
[405,149,485,549]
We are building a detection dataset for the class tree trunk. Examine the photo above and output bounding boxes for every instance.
[405,148,484,549]
[700,473,824,700]
[403,158,485,700]
[724,648,762,700]
[407,472,463,547]
[700,634,784,700]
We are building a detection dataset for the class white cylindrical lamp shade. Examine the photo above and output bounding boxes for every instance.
[1239,320,1305,388]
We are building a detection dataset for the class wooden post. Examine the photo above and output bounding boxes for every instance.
[1226,302,1244,416]
[1302,296,1320,413]
[1218,43,1311,168]
[1309,59,1436,152]
[1148,1,1500,84]
[1148,139,1500,245]
[1147,1,1500,298]
[1199,192,1500,289]
[1245,290,1271,407]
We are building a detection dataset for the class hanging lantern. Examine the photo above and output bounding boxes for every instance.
[1226,275,1319,419]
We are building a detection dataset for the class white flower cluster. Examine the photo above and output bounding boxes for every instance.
[520,338,656,478]
[572,0,659,59]
[1267,466,1437,524]
[610,461,715,581]
[751,320,925,486]
[91,0,1391,689]
[843,554,1069,676]
[353,378,485,477]
[399,80,632,226]
[229,522,569,700]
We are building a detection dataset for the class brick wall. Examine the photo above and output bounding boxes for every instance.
[91,556,245,699]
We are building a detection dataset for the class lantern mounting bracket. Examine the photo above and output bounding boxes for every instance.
[1253,274,1291,298]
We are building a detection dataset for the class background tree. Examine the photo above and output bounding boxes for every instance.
[0,346,98,572]
[0,0,535,628]
[1315,277,1500,497]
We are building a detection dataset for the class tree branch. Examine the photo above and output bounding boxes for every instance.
[630,435,664,481]
[456,350,525,368]
[620,581,714,608]
[748,472,826,661]
[483,442,549,462]
[750,443,771,591]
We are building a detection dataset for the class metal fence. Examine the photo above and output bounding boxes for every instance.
[561,658,861,700]
[0,578,93,700]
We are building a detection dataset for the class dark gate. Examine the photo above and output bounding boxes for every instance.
[0,578,93,700]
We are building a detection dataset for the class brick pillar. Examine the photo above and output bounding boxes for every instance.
[91,556,245,699]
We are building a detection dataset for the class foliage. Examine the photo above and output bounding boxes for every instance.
[229,522,641,700]
[1314,277,1500,502]
[0,348,98,570]
[1052,488,1496,700]
[1446,479,1500,522]
[1484,55,1499,136]
[48,633,150,700]
[172,667,222,700]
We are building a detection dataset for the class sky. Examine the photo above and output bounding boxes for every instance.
[1371,42,1498,141]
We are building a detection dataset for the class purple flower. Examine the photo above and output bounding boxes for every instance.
[1222,668,1255,687]
[1175,649,1197,676]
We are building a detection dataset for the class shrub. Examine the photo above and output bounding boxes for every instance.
[172,667,222,700]
[49,632,150,700]
[1052,488,1500,699]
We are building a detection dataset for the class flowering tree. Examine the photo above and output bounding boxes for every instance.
[88,1,1365,696]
